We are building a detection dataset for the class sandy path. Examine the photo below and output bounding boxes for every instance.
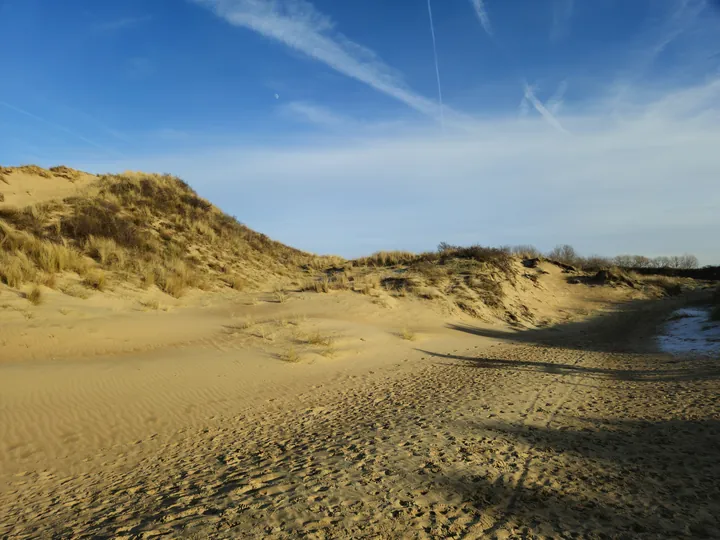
[2,299,719,539]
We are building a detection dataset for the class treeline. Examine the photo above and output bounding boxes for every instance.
[497,244,702,271]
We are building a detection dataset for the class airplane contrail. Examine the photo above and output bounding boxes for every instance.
[0,100,123,156]
[426,0,445,131]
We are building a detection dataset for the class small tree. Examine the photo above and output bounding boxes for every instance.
[613,255,633,268]
[548,244,578,265]
[679,254,699,269]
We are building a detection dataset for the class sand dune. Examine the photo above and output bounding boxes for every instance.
[1,264,718,538]
[1,167,718,538]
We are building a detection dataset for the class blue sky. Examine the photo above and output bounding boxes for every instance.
[1,0,719,263]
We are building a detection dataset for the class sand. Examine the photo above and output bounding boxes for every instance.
[1,266,718,538]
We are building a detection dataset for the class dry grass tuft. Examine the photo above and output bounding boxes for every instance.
[0,252,33,287]
[278,347,301,363]
[226,275,246,290]
[26,286,43,305]
[85,236,125,267]
[140,299,160,310]
[305,330,334,347]
[83,270,107,291]
[60,284,91,299]
[40,272,57,289]
[643,276,683,296]
[158,274,186,298]
[399,327,417,341]
[234,316,256,330]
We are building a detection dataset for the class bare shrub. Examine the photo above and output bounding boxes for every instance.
[547,244,578,266]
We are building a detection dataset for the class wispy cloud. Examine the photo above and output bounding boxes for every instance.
[0,101,122,156]
[608,0,708,115]
[522,83,568,133]
[550,0,574,41]
[547,81,567,115]
[94,15,152,32]
[193,0,458,124]
[281,102,347,127]
[279,101,410,135]
[639,0,706,71]
[86,77,720,263]
[470,0,493,37]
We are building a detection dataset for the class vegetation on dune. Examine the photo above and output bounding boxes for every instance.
[0,168,319,296]
[0,165,712,316]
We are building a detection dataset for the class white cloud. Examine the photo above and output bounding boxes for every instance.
[80,77,720,264]
[470,0,493,37]
[193,0,467,124]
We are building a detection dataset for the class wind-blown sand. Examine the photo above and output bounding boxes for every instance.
[1,268,718,538]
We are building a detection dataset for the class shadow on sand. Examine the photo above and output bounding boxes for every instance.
[437,417,720,537]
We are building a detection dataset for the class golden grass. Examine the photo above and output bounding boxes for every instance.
[158,274,186,298]
[85,236,125,267]
[0,252,33,287]
[1,169,323,297]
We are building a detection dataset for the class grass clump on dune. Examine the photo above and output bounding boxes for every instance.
[26,285,43,305]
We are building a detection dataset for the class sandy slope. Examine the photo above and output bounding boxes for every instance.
[1,270,718,538]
